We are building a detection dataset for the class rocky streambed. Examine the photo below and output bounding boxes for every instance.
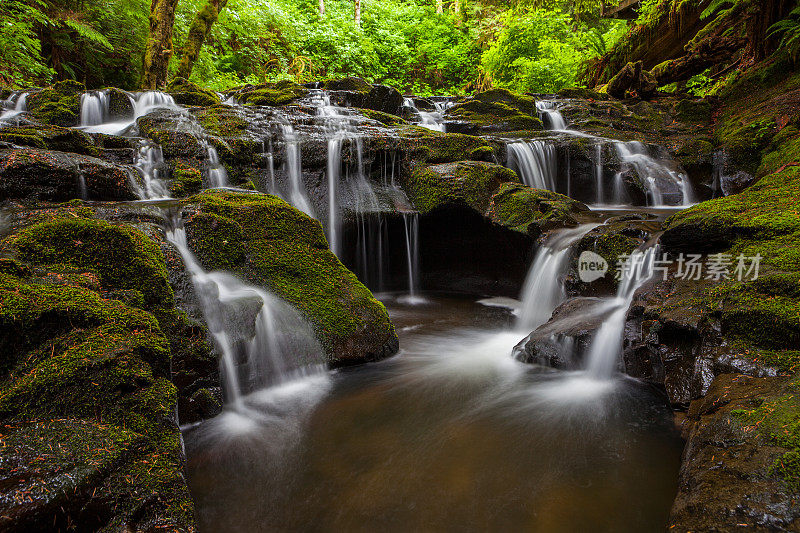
[1,67,799,531]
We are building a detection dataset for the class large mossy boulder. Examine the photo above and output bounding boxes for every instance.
[0,211,196,531]
[0,148,142,201]
[0,124,99,155]
[396,126,496,164]
[181,190,398,365]
[446,88,543,134]
[324,77,404,115]
[166,77,219,107]
[486,183,589,234]
[25,80,85,127]
[234,80,309,106]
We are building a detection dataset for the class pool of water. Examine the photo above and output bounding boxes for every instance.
[184,294,683,532]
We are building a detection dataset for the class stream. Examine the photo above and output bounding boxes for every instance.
[184,295,682,532]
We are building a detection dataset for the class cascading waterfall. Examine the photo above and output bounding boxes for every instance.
[403,98,446,132]
[517,224,597,332]
[203,142,228,188]
[281,124,315,216]
[594,143,605,204]
[80,90,109,127]
[134,140,169,199]
[166,224,324,405]
[585,246,659,378]
[0,92,28,126]
[614,141,693,206]
[536,100,567,130]
[402,212,422,301]
[506,141,557,190]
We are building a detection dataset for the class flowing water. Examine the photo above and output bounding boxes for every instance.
[536,100,567,130]
[0,91,28,127]
[403,97,447,132]
[506,141,557,191]
[184,296,682,532]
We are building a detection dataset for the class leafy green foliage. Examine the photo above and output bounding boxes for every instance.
[768,5,800,67]
[0,0,54,86]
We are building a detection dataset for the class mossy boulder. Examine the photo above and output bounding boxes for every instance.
[325,77,373,93]
[396,126,495,164]
[236,80,309,106]
[486,183,589,234]
[0,211,195,530]
[169,159,204,197]
[557,87,603,100]
[402,161,518,214]
[0,124,99,155]
[357,108,408,126]
[137,111,204,159]
[166,77,219,107]
[195,105,248,137]
[181,190,398,365]
[26,81,85,127]
[446,89,543,134]
[325,77,404,114]
[0,148,141,201]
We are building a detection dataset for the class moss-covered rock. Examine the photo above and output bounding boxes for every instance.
[166,77,219,107]
[557,87,603,100]
[446,89,543,134]
[0,148,140,201]
[195,105,248,137]
[0,124,99,155]
[237,80,309,106]
[486,183,589,234]
[26,81,85,127]
[169,159,204,197]
[357,108,408,126]
[325,77,404,114]
[396,126,496,164]
[182,190,398,365]
[325,77,373,93]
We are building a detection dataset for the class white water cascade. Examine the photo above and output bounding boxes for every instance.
[585,246,659,378]
[167,224,324,405]
[536,100,567,130]
[517,224,597,332]
[595,143,605,204]
[401,212,423,302]
[203,141,229,188]
[281,124,315,216]
[403,97,446,132]
[614,141,693,206]
[506,141,557,190]
[0,92,29,127]
[80,90,109,127]
[134,140,170,199]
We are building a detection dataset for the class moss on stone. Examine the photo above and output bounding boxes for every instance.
[486,183,587,234]
[26,81,85,127]
[397,126,494,164]
[169,159,203,197]
[196,105,248,137]
[0,125,98,155]
[448,99,543,132]
[557,87,603,100]
[8,217,173,307]
[357,108,408,126]
[324,77,372,93]
[241,80,309,106]
[166,77,219,107]
[182,190,397,364]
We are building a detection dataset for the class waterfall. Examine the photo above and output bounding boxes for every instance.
[517,224,596,332]
[203,142,228,188]
[594,144,604,204]
[402,212,422,301]
[133,140,169,199]
[506,141,557,190]
[166,224,324,405]
[80,90,109,126]
[614,141,693,206]
[403,97,446,132]
[0,92,28,127]
[77,166,88,200]
[536,100,567,130]
[585,246,658,379]
[281,124,314,216]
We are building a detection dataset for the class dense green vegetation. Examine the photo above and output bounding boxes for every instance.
[1,0,624,95]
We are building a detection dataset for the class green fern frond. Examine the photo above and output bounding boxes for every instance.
[62,19,114,51]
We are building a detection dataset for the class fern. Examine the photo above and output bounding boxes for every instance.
[699,0,748,20]
[61,19,114,51]
[767,5,800,65]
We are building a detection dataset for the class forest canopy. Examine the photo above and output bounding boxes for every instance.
[0,0,625,95]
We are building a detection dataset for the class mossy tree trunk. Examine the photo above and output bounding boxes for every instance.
[745,0,795,61]
[175,0,229,80]
[141,0,181,89]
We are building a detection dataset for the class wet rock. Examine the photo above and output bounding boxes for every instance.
[233,80,309,106]
[167,77,220,107]
[607,61,658,100]
[0,148,141,201]
[0,123,99,155]
[445,89,543,134]
[325,77,404,115]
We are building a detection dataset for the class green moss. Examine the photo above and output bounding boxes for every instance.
[448,99,543,132]
[182,190,396,362]
[557,87,603,100]
[9,216,173,307]
[487,183,587,234]
[325,77,372,93]
[241,80,308,106]
[169,159,203,197]
[471,88,537,114]
[26,82,85,127]
[196,105,248,137]
[673,98,713,124]
[166,77,219,107]
[403,161,518,214]
[358,108,408,126]
[397,126,494,164]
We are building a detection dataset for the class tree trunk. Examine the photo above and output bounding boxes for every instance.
[436,0,442,14]
[141,0,180,90]
[453,0,460,14]
[354,0,361,26]
[745,0,795,61]
[176,0,229,80]
[319,0,325,15]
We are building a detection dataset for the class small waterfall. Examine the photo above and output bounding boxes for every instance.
[536,100,567,130]
[134,140,169,199]
[77,166,88,200]
[614,141,693,206]
[402,212,422,300]
[517,224,596,332]
[0,92,28,127]
[80,90,109,126]
[506,141,557,190]
[166,224,324,405]
[403,98,446,132]
[585,246,658,378]
[280,124,314,216]
[204,142,228,188]
[594,144,604,204]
